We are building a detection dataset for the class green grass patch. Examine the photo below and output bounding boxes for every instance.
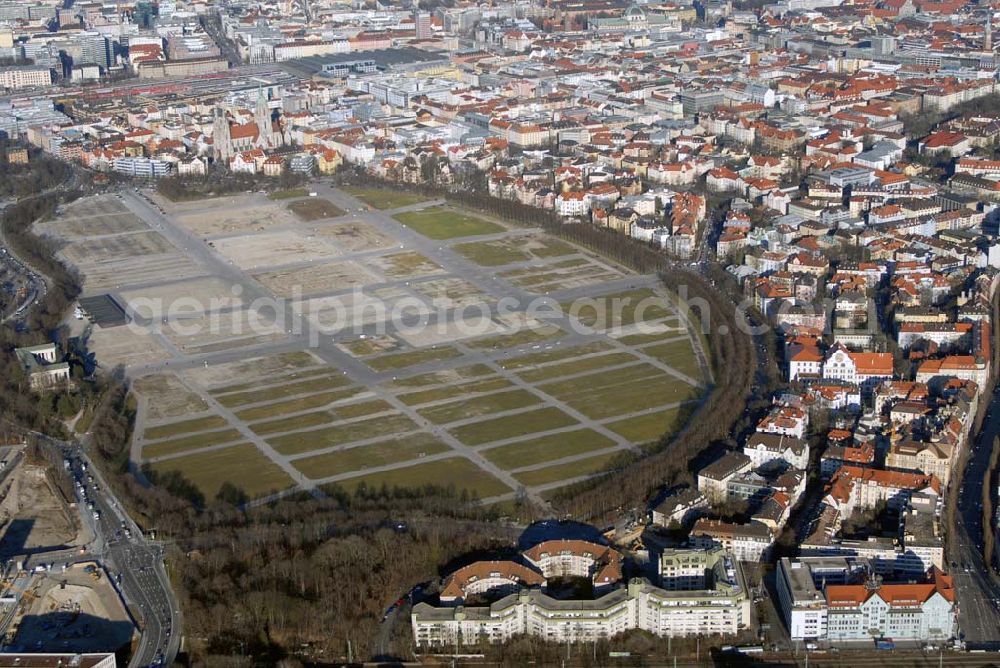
[150,443,293,499]
[418,389,541,424]
[397,376,512,406]
[395,207,504,240]
[514,451,622,487]
[328,456,510,498]
[343,186,429,210]
[482,429,614,470]
[216,373,352,407]
[465,325,565,351]
[268,188,309,200]
[143,428,244,459]
[540,364,702,420]
[450,407,577,446]
[365,346,463,372]
[143,415,228,441]
[500,341,614,370]
[234,387,362,422]
[287,197,345,221]
[292,433,450,480]
[452,235,574,267]
[269,413,419,455]
[617,326,685,346]
[640,338,701,380]
[517,351,637,383]
[605,406,686,444]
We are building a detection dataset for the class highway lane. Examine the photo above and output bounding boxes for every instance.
[951,382,1000,646]
[55,439,181,667]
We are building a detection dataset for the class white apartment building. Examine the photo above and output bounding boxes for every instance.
[743,433,809,470]
[825,580,955,641]
[413,568,751,647]
[777,557,956,642]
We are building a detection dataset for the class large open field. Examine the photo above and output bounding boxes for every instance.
[68,188,710,506]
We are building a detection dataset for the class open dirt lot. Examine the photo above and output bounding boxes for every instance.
[85,325,171,369]
[287,198,344,221]
[0,463,81,558]
[60,231,177,265]
[413,277,493,310]
[120,276,244,318]
[132,373,210,420]
[184,350,322,390]
[175,202,300,237]
[254,260,377,298]
[502,257,623,293]
[212,231,341,269]
[161,308,287,354]
[317,221,396,252]
[37,212,147,239]
[368,251,444,280]
[395,313,509,348]
[296,291,431,334]
[77,253,207,295]
[12,566,135,653]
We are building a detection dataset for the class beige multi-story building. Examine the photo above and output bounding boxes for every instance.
[0,66,52,90]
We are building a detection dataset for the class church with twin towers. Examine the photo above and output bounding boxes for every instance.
[212,86,289,161]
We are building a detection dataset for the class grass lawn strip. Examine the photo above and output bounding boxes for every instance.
[500,341,613,370]
[248,399,393,436]
[143,428,245,459]
[481,429,614,470]
[150,443,293,499]
[449,407,577,446]
[417,388,541,424]
[365,346,463,372]
[326,456,510,498]
[639,338,702,380]
[233,387,363,421]
[291,433,450,479]
[517,351,638,383]
[604,406,685,444]
[396,377,512,406]
[269,413,419,455]
[540,364,702,420]
[215,373,352,407]
[143,415,227,440]
[514,451,622,487]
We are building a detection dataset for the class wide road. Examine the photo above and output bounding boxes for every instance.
[951,383,1000,647]
[55,437,181,667]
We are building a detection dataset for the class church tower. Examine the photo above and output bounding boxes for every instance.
[212,107,232,162]
[255,86,272,148]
